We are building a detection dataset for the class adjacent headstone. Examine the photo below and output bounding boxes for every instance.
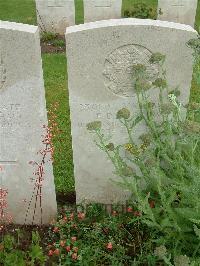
[66,18,197,205]
[0,21,57,224]
[35,0,75,34]
[84,0,122,23]
[157,0,198,27]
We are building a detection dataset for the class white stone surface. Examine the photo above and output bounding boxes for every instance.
[84,0,122,23]
[35,0,75,34]
[0,21,57,224]
[66,18,197,205]
[157,0,198,27]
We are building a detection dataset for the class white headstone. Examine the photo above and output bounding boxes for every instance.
[0,21,57,224]
[157,0,198,27]
[66,19,197,205]
[35,0,75,34]
[84,0,122,23]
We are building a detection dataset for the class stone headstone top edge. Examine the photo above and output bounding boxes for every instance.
[66,18,197,35]
[0,20,38,33]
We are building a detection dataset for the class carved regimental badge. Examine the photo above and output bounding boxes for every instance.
[0,57,6,90]
[103,44,159,97]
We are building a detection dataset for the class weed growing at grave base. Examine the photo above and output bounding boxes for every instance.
[41,32,58,42]
[41,32,65,49]
[0,204,157,265]
[0,230,47,265]
[123,2,157,20]
[45,205,152,265]
[87,37,200,264]
[122,0,158,19]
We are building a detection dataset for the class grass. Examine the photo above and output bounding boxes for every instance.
[0,0,36,25]
[74,0,84,25]
[0,0,200,193]
[195,0,200,32]
[42,54,74,193]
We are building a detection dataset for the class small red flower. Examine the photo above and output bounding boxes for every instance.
[71,253,78,260]
[53,227,59,233]
[60,240,66,247]
[77,212,85,220]
[65,246,71,252]
[106,242,113,250]
[63,216,67,222]
[54,248,60,256]
[48,250,54,256]
[71,236,77,242]
[70,213,74,221]
[133,211,142,217]
[149,200,155,208]
[112,210,118,216]
[73,247,78,253]
[127,207,133,213]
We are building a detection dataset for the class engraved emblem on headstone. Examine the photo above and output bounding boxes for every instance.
[0,57,6,90]
[48,0,64,7]
[94,0,111,7]
[103,44,159,97]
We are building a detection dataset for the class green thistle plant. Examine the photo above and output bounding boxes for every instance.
[149,52,166,64]
[105,143,115,151]
[86,121,102,131]
[174,255,190,266]
[116,108,131,120]
[154,245,167,259]
[87,37,200,263]
[152,78,167,88]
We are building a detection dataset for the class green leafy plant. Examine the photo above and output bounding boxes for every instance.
[188,36,200,86]
[46,205,153,265]
[29,231,47,265]
[41,32,65,48]
[123,3,157,20]
[87,38,200,264]
[0,234,25,266]
[0,231,46,266]
[41,31,57,42]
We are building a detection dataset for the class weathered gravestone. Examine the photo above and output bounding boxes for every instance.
[84,0,122,23]
[0,21,57,224]
[157,0,198,28]
[35,0,75,34]
[66,18,197,205]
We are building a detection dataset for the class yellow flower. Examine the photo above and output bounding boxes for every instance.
[124,143,133,151]
[125,143,140,155]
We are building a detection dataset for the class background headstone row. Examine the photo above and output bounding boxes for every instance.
[35,0,199,34]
